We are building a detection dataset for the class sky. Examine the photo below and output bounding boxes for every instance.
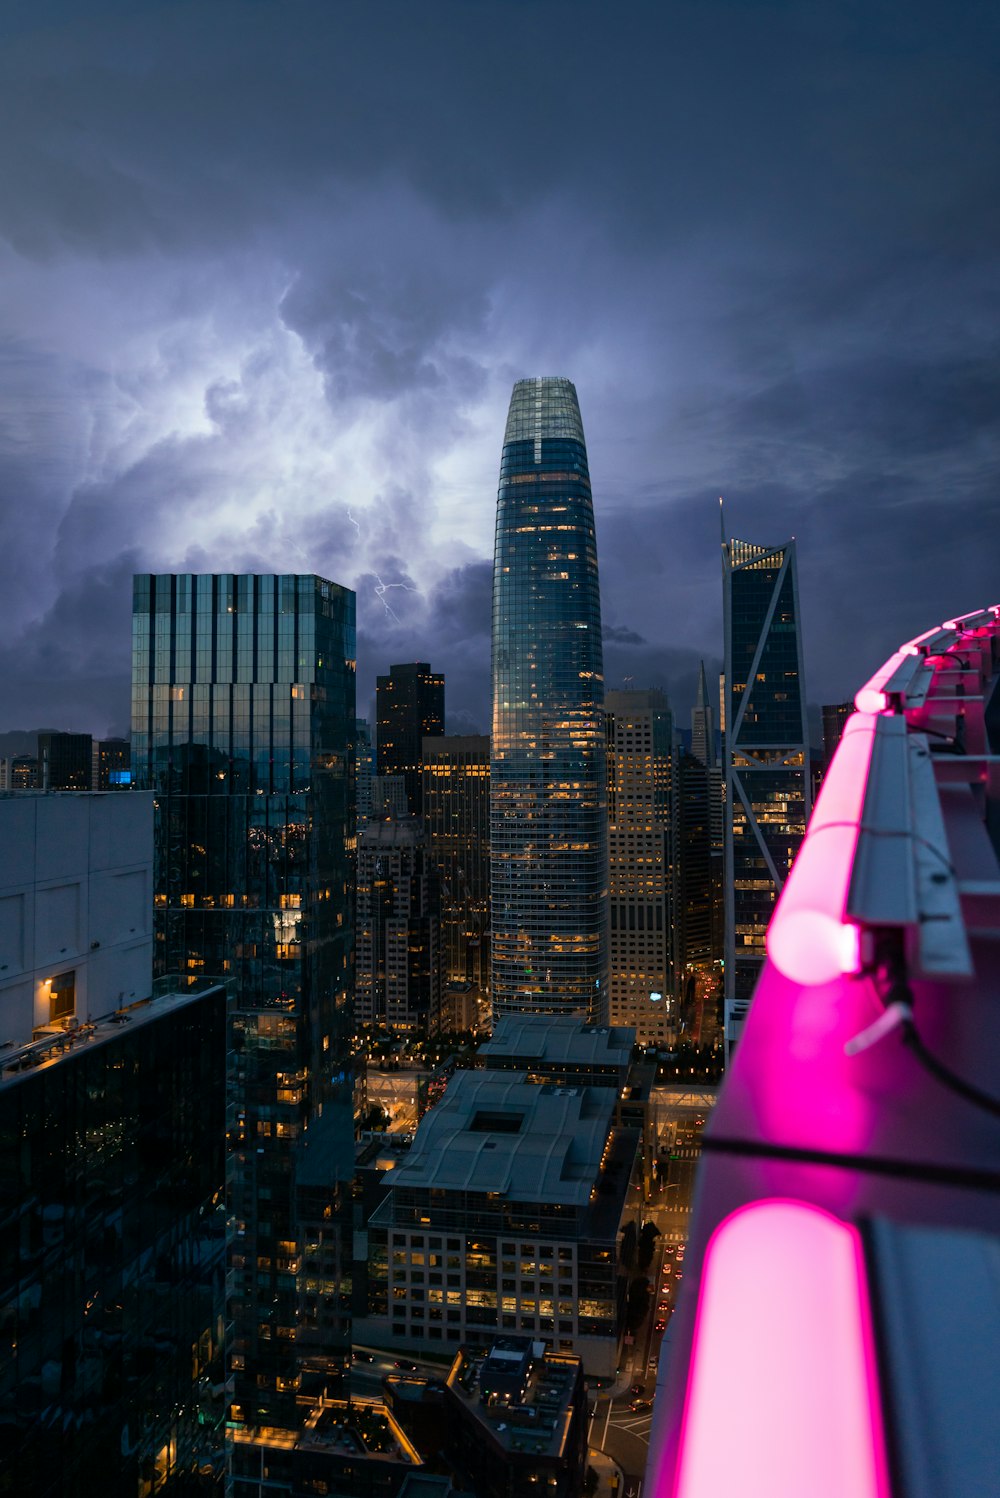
[0,0,997,741]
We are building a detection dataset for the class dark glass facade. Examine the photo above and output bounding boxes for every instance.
[672,750,715,971]
[723,539,810,1029]
[491,378,609,1023]
[422,734,490,993]
[130,573,356,1443]
[0,984,228,1497]
[38,731,93,790]
[375,663,444,818]
[822,700,853,767]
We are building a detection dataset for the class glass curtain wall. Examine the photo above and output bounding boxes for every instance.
[131,573,356,1442]
[491,378,609,1023]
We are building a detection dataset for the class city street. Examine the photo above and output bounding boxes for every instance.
[586,1236,680,1496]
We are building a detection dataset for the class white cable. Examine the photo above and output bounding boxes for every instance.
[844,1000,913,1057]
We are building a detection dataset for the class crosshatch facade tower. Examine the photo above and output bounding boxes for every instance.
[131,572,356,1451]
[722,535,810,1050]
[491,377,609,1023]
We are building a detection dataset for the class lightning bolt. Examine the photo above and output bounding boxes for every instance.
[347,506,416,622]
[373,575,417,623]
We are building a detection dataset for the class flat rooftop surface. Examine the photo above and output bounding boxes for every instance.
[387,1071,615,1203]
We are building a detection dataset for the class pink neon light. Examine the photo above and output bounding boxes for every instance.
[854,647,911,713]
[671,1200,889,1498]
[766,713,876,985]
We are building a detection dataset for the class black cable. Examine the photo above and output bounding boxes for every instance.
[869,948,1000,1123]
[700,1134,1000,1192]
[900,1022,1000,1122]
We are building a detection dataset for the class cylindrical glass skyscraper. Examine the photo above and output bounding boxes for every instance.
[491,377,609,1023]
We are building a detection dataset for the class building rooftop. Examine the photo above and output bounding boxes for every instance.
[297,1397,421,1464]
[480,1014,635,1071]
[503,377,584,446]
[649,603,1000,1498]
[360,818,426,847]
[231,1395,421,1466]
[422,735,490,756]
[386,1070,615,1203]
[397,1476,454,1498]
[447,1342,582,1462]
[0,979,226,1089]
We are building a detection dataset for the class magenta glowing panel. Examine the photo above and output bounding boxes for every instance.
[670,1200,890,1498]
[765,711,876,986]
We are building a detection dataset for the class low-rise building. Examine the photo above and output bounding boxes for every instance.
[478,1015,658,1195]
[0,755,38,790]
[359,1071,640,1376]
[231,1395,423,1498]
[444,1342,586,1498]
[477,1013,634,1089]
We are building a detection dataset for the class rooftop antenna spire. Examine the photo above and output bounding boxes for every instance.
[719,495,726,546]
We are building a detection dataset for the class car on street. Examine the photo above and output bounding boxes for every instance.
[654,1319,666,1332]
[630,1398,653,1413]
[658,1299,669,1313]
[630,1382,645,1397]
[394,1358,417,1371]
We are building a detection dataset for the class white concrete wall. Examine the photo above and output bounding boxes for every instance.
[0,793,154,1046]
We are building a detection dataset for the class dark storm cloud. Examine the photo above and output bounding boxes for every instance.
[0,0,997,736]
[356,560,495,734]
[603,624,647,646]
[0,549,139,734]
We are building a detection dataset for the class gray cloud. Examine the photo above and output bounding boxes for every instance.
[0,0,996,739]
[603,624,647,646]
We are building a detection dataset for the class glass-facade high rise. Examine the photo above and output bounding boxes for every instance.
[422,734,491,997]
[605,689,674,1044]
[131,572,356,1453]
[722,537,809,1050]
[491,377,609,1023]
[0,983,228,1497]
[376,661,444,818]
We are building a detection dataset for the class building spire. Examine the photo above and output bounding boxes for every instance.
[696,659,709,710]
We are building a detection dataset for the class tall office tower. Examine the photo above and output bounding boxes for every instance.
[690,661,725,970]
[37,731,93,789]
[690,661,716,768]
[605,689,673,1045]
[131,572,356,1451]
[376,662,444,817]
[355,818,441,1034]
[355,717,374,824]
[672,751,715,968]
[422,734,490,993]
[491,377,609,1023]
[722,535,810,1050]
